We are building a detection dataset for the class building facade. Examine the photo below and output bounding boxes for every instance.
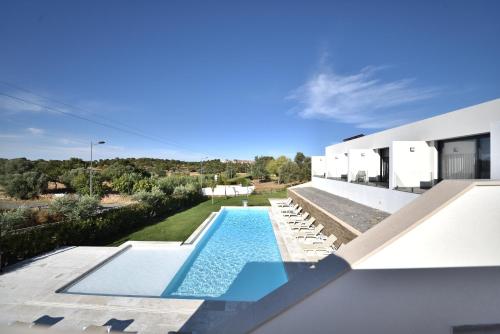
[311,98,500,212]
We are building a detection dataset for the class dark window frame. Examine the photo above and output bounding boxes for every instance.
[437,133,490,181]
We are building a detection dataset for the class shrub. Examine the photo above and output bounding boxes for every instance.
[133,187,166,210]
[155,175,197,195]
[112,172,143,195]
[60,168,106,197]
[48,195,99,221]
[0,207,34,232]
[133,178,155,193]
[4,171,48,199]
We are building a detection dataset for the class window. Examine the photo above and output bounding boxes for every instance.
[439,134,490,180]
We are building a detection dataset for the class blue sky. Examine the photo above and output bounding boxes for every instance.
[1,0,499,161]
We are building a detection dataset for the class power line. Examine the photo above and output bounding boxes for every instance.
[0,80,186,148]
[0,80,169,142]
[0,90,205,157]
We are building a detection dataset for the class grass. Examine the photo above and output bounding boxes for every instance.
[109,190,287,246]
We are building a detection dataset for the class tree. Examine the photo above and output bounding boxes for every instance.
[266,156,289,183]
[252,156,272,181]
[279,161,301,184]
[4,171,48,199]
[112,173,143,195]
[60,168,105,197]
[294,152,311,182]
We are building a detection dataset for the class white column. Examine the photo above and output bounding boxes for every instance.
[491,121,500,179]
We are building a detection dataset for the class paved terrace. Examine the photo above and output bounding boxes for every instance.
[0,206,310,334]
[292,187,390,233]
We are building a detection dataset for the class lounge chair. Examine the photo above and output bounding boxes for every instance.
[283,205,302,217]
[295,224,324,239]
[290,217,316,230]
[281,204,299,213]
[301,234,339,254]
[287,212,309,224]
[277,198,293,207]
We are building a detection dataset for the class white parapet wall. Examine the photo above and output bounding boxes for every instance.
[347,148,380,181]
[355,184,500,269]
[311,176,419,213]
[311,156,326,177]
[202,185,255,197]
[391,141,438,188]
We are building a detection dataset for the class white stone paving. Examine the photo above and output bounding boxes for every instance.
[0,205,310,333]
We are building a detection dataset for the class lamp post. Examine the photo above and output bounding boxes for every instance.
[90,141,105,197]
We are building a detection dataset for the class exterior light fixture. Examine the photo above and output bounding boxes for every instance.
[410,147,415,152]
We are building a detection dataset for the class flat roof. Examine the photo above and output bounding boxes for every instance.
[292,187,390,233]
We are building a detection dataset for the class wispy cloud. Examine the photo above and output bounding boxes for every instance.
[288,64,439,129]
[26,127,45,135]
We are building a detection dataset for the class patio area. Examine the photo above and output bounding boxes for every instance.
[0,204,310,333]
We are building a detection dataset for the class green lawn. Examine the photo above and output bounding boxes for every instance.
[109,190,287,245]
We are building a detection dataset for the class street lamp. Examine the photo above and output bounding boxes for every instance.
[90,141,105,197]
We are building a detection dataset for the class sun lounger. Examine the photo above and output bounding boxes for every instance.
[290,217,316,231]
[301,234,339,254]
[277,198,293,207]
[281,204,299,213]
[295,224,324,239]
[282,205,302,217]
[290,217,316,230]
[287,212,309,224]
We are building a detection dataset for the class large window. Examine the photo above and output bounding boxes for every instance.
[439,134,490,180]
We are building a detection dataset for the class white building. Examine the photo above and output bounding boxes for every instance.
[310,98,500,213]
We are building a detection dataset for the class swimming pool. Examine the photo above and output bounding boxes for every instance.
[63,207,288,301]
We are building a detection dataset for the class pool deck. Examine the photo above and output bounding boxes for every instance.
[0,205,310,333]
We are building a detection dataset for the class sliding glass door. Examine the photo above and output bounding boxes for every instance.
[439,134,490,180]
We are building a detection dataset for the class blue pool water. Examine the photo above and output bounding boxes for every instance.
[163,207,288,301]
[64,207,288,301]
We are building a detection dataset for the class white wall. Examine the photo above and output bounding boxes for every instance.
[311,177,419,213]
[311,156,326,177]
[202,185,255,196]
[356,185,500,269]
[347,149,380,182]
[252,266,500,334]
[326,153,348,178]
[391,141,437,188]
[491,121,500,179]
[325,99,500,156]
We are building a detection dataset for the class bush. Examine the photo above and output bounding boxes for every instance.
[155,175,197,196]
[60,168,106,197]
[112,172,143,195]
[4,171,48,199]
[133,178,155,193]
[0,207,34,232]
[133,187,166,210]
[48,195,99,222]
[1,189,206,267]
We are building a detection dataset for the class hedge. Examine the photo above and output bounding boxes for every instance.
[0,192,204,267]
